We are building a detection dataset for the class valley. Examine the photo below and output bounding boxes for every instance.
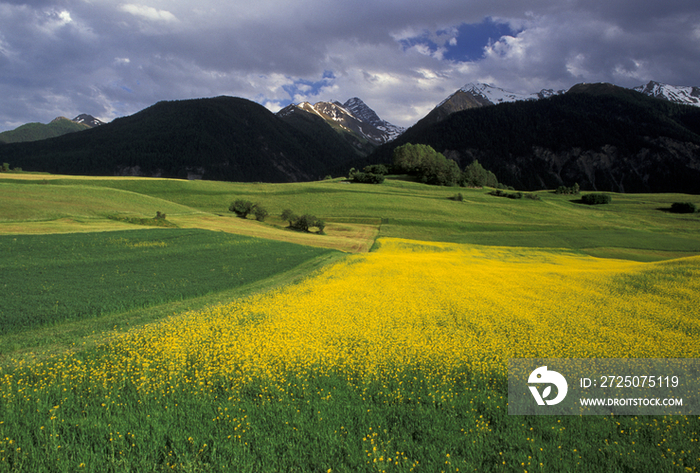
[1,79,699,472]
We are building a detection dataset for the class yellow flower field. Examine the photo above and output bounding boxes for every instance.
[23,237,697,396]
[3,238,699,471]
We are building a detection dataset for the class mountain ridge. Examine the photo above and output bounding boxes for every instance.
[366,83,700,193]
[72,114,106,128]
[0,117,91,143]
[2,79,700,191]
[423,80,700,128]
[0,96,365,181]
[276,98,404,145]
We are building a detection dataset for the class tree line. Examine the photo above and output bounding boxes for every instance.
[390,143,500,187]
[229,199,325,233]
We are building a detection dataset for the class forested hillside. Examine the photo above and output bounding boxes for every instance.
[367,85,700,193]
[0,97,364,182]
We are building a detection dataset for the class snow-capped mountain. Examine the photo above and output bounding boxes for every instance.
[418,83,566,128]
[633,81,700,107]
[72,114,106,128]
[342,98,405,142]
[439,83,565,108]
[277,99,403,144]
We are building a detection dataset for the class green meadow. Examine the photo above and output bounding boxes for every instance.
[0,174,699,472]
[3,175,699,260]
[0,229,333,334]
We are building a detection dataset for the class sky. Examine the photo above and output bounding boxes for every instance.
[1,0,699,131]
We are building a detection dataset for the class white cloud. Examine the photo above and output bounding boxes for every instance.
[119,4,178,23]
[565,53,588,78]
[57,10,72,25]
[1,0,700,131]
[263,100,284,113]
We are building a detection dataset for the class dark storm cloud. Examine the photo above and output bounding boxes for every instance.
[0,0,698,130]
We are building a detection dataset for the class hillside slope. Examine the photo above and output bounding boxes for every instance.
[0,97,363,182]
[368,84,700,193]
[0,117,90,143]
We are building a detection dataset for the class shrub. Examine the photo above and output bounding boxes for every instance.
[488,190,540,200]
[281,210,325,234]
[351,171,385,184]
[555,183,580,195]
[290,214,325,233]
[363,164,389,175]
[670,202,697,214]
[581,193,612,205]
[155,211,167,220]
[229,199,255,218]
[1,163,9,173]
[449,193,464,202]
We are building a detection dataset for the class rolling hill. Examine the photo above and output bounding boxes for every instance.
[0,117,90,143]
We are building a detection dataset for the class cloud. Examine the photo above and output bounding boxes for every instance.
[119,4,178,23]
[0,0,698,131]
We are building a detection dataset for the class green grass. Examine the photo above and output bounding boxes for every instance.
[0,175,699,472]
[1,365,697,472]
[0,229,333,336]
[0,181,199,223]
[4,177,699,262]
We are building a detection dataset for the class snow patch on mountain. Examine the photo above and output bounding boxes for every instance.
[439,83,565,108]
[343,98,405,142]
[633,81,700,107]
[277,98,404,144]
[72,114,106,127]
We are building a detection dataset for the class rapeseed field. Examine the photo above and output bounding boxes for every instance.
[1,238,699,471]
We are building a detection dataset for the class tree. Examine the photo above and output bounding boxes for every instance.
[281,209,297,227]
[461,160,488,187]
[392,143,429,173]
[229,199,255,218]
[392,143,460,186]
[290,214,325,233]
[253,205,269,222]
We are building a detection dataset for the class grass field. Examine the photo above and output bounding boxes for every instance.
[0,173,699,471]
[0,229,333,335]
[3,175,698,260]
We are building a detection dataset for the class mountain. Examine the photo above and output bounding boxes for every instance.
[415,82,566,128]
[73,114,106,128]
[368,83,700,193]
[634,81,700,107]
[0,96,367,181]
[452,82,564,105]
[0,117,90,143]
[277,99,403,145]
[342,98,404,142]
